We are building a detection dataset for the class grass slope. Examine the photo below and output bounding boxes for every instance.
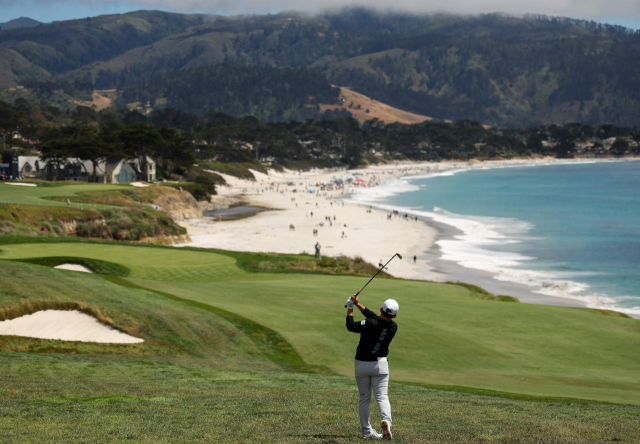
[46,184,180,207]
[0,261,268,360]
[1,241,639,405]
[1,352,639,443]
[319,87,433,125]
[0,184,186,240]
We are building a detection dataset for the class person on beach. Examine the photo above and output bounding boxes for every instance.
[315,242,321,259]
[345,295,399,440]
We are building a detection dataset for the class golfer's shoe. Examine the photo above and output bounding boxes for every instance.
[381,420,392,440]
[363,430,382,439]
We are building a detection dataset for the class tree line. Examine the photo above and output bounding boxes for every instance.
[2,100,639,183]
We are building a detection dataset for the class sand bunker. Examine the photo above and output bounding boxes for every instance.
[54,264,94,273]
[130,182,149,188]
[0,310,144,343]
[5,182,37,187]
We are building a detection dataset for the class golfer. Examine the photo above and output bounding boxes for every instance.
[346,294,399,439]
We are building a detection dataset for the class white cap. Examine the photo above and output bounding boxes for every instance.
[382,299,399,316]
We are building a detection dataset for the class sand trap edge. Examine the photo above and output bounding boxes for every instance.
[0,310,144,344]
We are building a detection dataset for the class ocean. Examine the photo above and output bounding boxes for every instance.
[351,160,640,317]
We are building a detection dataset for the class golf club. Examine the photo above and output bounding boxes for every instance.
[345,253,402,307]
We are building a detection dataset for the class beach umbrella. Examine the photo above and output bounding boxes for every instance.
[356,178,364,182]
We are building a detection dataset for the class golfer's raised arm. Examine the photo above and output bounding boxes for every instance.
[346,296,365,332]
[351,295,378,319]
[347,294,366,312]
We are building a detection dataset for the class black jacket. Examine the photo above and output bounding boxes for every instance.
[346,307,398,361]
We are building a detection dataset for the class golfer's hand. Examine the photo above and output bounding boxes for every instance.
[345,298,354,310]
[350,294,359,305]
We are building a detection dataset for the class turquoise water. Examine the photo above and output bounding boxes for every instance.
[357,161,640,315]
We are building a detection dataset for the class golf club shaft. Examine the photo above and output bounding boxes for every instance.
[356,254,399,296]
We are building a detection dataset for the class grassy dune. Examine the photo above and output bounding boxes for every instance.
[1,241,639,406]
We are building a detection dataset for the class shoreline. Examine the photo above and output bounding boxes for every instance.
[177,158,638,316]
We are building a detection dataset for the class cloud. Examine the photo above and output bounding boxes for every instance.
[3,0,640,22]
[94,0,640,20]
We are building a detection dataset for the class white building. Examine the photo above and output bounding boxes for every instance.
[17,156,49,178]
[8,154,153,183]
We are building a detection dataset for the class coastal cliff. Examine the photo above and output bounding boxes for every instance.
[153,192,203,221]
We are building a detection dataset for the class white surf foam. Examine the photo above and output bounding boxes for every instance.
[424,207,639,316]
[346,178,420,202]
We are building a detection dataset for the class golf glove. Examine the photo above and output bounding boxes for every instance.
[345,298,354,309]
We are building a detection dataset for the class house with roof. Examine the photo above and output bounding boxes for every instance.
[129,155,156,182]
[2,154,142,183]
[74,159,137,183]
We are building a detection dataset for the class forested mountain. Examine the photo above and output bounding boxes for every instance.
[2,9,640,127]
[119,64,344,122]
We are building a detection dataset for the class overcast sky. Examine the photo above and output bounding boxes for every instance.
[2,0,640,30]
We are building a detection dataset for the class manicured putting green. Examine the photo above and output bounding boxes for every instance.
[1,242,639,405]
[0,182,130,208]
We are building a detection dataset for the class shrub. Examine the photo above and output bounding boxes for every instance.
[96,207,185,241]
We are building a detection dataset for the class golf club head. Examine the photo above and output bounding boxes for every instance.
[396,253,403,259]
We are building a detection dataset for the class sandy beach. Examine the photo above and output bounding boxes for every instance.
[181,162,468,281]
[176,158,626,310]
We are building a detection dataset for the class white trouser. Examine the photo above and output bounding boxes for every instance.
[354,358,392,437]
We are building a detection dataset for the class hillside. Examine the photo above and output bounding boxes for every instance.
[0,47,49,87]
[320,86,432,124]
[71,89,116,111]
[2,10,640,126]
[119,64,343,121]
[0,17,41,31]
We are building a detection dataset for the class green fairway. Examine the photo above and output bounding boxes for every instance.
[0,182,129,208]
[2,241,639,405]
